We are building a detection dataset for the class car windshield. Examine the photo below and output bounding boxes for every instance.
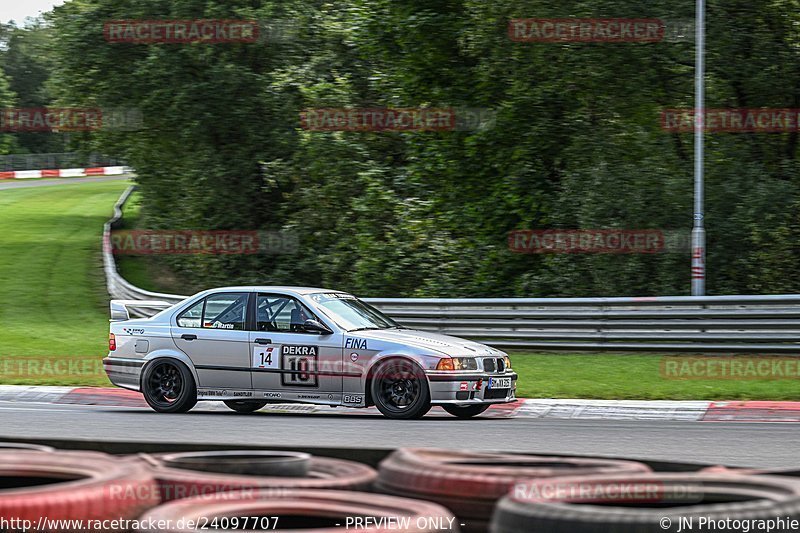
[309,293,401,331]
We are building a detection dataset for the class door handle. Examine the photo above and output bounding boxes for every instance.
[254,338,272,345]
[181,334,198,341]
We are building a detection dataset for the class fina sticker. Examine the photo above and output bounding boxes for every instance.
[345,338,368,350]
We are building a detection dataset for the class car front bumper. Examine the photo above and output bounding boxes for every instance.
[426,371,518,404]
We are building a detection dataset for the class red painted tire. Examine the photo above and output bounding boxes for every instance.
[0,450,160,530]
[377,448,651,532]
[490,472,800,532]
[140,451,377,502]
[137,489,459,532]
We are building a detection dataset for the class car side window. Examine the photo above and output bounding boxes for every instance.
[176,299,204,328]
[203,293,248,330]
[176,293,248,330]
[256,294,317,333]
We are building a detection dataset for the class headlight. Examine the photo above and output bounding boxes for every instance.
[504,355,512,369]
[436,357,478,371]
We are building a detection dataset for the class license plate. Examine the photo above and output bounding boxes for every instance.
[489,377,511,389]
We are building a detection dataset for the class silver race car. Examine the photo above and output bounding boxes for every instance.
[104,287,517,419]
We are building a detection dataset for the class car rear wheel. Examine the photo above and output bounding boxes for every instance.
[142,360,197,413]
[442,404,490,418]
[371,359,431,420]
[224,400,268,413]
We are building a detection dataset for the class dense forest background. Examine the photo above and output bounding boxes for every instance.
[2,0,800,297]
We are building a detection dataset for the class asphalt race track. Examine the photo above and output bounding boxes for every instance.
[0,400,794,468]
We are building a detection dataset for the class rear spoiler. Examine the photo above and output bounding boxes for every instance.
[110,299,174,321]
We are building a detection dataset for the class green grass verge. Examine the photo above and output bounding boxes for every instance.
[0,180,130,385]
[509,352,800,400]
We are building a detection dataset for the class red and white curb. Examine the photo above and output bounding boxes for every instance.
[0,166,131,179]
[0,386,798,422]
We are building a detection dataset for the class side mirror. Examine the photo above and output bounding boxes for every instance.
[303,319,333,335]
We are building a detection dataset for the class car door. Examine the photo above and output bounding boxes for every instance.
[172,292,251,391]
[249,293,343,403]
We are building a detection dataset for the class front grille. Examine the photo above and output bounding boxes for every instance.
[484,388,509,399]
[497,357,506,372]
[483,358,496,372]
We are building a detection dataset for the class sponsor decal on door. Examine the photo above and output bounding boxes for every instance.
[281,345,319,387]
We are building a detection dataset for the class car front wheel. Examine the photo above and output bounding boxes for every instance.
[442,404,490,418]
[224,400,268,413]
[370,359,431,420]
[141,360,197,413]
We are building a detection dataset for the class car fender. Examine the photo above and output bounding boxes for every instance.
[362,352,441,387]
[139,350,200,389]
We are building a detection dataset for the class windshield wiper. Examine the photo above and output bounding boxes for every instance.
[349,326,381,331]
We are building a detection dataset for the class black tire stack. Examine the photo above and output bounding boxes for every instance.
[376,448,652,532]
[490,473,800,532]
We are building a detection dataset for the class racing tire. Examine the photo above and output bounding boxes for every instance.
[702,465,800,477]
[370,358,432,420]
[223,400,268,413]
[0,441,55,451]
[377,448,651,533]
[138,489,458,533]
[141,451,377,502]
[154,450,312,477]
[141,359,197,413]
[489,472,800,533]
[0,450,160,527]
[442,404,490,418]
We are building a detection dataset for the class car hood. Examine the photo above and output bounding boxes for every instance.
[352,328,501,357]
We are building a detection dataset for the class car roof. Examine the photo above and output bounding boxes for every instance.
[204,286,349,296]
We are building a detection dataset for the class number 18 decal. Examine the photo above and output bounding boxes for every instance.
[281,345,319,387]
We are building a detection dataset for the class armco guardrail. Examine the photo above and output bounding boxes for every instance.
[103,186,187,317]
[104,187,800,352]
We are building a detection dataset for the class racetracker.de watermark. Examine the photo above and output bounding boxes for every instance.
[106,483,290,502]
[508,229,670,254]
[0,107,142,132]
[512,479,703,504]
[0,357,104,379]
[508,18,694,43]
[108,230,298,255]
[661,356,800,380]
[300,108,496,132]
[662,108,800,133]
[104,20,295,44]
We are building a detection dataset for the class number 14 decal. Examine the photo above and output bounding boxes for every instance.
[252,345,279,369]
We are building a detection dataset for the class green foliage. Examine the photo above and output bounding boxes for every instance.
[39,0,800,297]
[0,21,63,154]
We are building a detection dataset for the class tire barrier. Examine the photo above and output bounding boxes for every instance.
[0,450,159,530]
[137,489,460,533]
[490,472,800,533]
[1,443,798,532]
[0,441,54,452]
[139,450,378,502]
[376,448,652,532]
